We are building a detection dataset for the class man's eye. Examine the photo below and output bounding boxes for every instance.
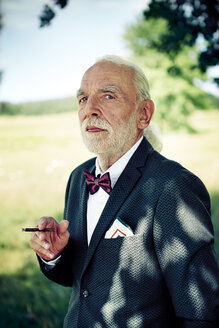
[105,94,114,100]
[79,97,87,104]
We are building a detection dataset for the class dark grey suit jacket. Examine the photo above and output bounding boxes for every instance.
[39,137,219,327]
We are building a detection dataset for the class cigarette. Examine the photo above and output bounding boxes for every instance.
[22,228,55,232]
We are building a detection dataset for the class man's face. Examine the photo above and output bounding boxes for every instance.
[77,62,140,155]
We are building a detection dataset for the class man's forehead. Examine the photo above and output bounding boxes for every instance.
[78,62,135,94]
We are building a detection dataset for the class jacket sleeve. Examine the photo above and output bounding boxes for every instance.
[153,168,219,326]
[37,171,76,287]
[37,240,75,287]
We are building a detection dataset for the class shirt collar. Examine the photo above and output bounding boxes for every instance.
[95,136,143,189]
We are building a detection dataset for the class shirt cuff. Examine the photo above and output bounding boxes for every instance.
[40,255,61,268]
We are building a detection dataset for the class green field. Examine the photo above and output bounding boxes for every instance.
[0,110,218,327]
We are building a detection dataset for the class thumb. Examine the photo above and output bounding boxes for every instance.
[58,220,69,235]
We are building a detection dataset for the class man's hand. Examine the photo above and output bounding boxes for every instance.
[29,216,70,261]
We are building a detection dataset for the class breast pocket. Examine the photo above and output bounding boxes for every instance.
[99,234,145,268]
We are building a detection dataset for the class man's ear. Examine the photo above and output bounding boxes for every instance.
[137,99,155,130]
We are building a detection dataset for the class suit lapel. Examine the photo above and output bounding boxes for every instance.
[81,137,153,277]
[70,161,95,273]
[81,162,96,247]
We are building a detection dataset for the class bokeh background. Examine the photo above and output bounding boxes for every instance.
[0,1,218,327]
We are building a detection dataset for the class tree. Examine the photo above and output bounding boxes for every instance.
[143,0,219,85]
[124,16,218,131]
[39,0,69,27]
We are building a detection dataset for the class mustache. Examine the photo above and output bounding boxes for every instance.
[81,117,112,132]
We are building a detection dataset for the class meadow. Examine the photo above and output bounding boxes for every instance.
[0,110,218,327]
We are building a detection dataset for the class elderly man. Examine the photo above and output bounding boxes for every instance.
[30,55,219,327]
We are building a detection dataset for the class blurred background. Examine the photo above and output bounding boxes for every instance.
[0,0,218,327]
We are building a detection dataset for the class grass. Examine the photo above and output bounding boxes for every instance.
[0,110,218,327]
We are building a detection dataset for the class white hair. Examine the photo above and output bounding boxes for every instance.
[144,122,163,152]
[95,55,151,101]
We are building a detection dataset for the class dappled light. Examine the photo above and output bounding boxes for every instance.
[66,161,218,326]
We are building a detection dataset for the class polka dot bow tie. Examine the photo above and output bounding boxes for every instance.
[84,171,112,195]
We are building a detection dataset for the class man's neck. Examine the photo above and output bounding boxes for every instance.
[97,135,143,172]
[98,153,122,172]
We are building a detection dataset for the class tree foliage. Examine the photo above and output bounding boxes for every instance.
[0,97,78,116]
[39,0,69,27]
[143,0,219,84]
[124,17,218,131]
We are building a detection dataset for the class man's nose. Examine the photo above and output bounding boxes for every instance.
[83,96,101,118]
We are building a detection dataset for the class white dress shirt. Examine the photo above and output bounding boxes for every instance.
[87,136,143,244]
[43,136,143,266]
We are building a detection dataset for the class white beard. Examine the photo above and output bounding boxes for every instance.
[80,114,138,156]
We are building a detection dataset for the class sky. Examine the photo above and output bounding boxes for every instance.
[1,0,218,104]
[0,0,150,103]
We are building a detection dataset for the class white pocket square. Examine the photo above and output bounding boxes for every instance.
[105,217,134,239]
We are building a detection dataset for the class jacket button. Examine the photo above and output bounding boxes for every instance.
[82,289,89,298]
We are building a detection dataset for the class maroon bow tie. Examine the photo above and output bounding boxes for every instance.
[84,171,112,195]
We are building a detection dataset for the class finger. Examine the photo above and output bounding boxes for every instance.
[33,229,51,243]
[31,232,50,250]
[37,249,55,261]
[57,220,69,235]
[30,236,54,259]
[38,216,56,230]
[57,220,70,244]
